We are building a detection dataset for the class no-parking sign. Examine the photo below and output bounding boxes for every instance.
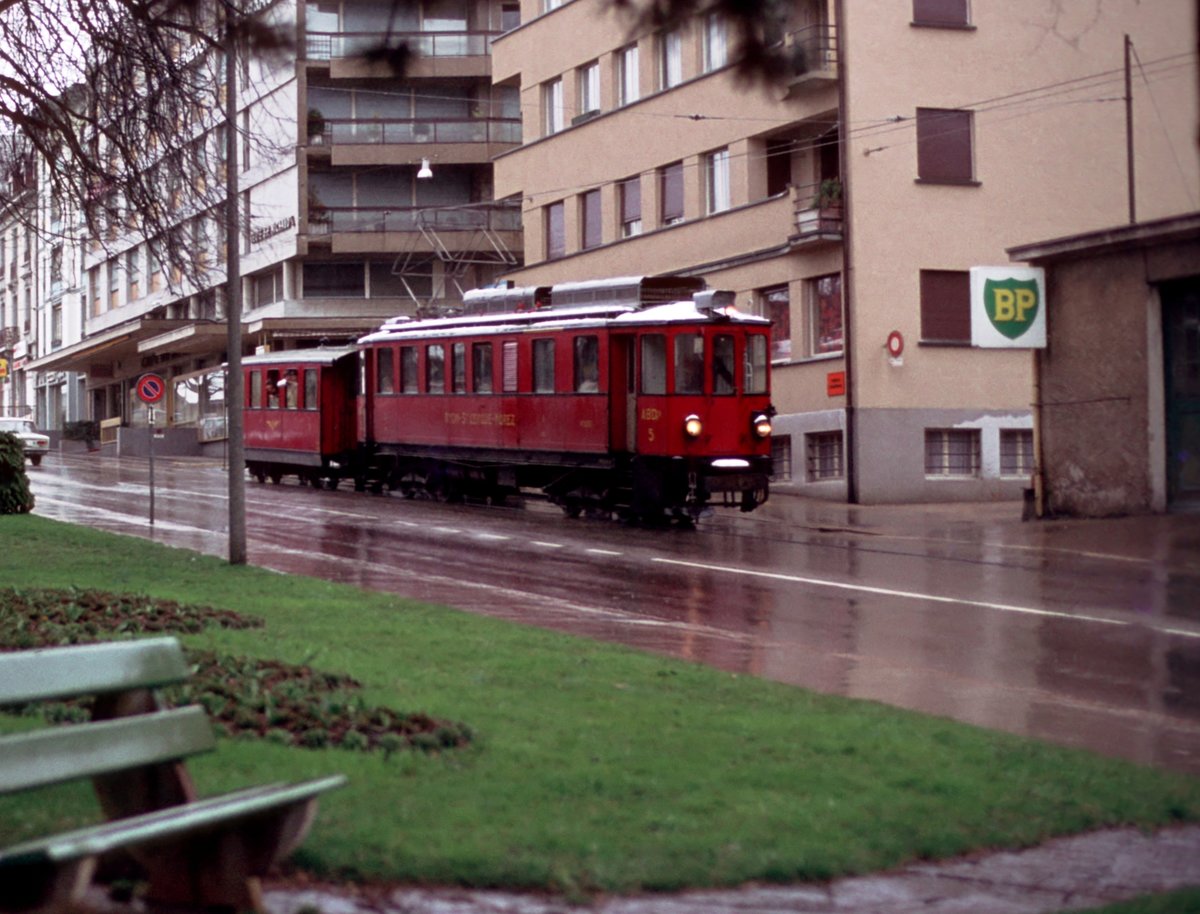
[137,373,166,404]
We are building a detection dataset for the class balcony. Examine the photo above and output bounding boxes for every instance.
[306,30,499,77]
[782,23,838,92]
[310,203,520,234]
[311,117,520,146]
[789,180,843,246]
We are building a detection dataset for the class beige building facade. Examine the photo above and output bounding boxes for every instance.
[490,0,1199,502]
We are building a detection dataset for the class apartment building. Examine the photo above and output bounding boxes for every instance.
[0,147,38,421]
[21,0,523,446]
[490,0,1199,502]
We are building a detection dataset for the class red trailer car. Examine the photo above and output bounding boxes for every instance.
[242,347,358,488]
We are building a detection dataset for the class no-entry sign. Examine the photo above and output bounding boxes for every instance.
[137,373,166,404]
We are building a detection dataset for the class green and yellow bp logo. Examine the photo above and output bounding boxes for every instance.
[970,267,1046,349]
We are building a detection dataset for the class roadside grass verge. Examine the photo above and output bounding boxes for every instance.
[2,514,1198,896]
[1066,889,1200,913]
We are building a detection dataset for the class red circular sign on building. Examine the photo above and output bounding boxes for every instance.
[886,330,905,358]
[137,373,166,404]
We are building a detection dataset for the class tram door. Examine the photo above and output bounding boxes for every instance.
[1164,278,1200,506]
[609,334,636,452]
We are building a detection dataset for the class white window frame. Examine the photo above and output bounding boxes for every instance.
[999,429,1035,477]
[925,429,981,477]
[659,28,682,89]
[705,148,730,214]
[618,44,639,106]
[805,431,843,481]
[578,60,600,116]
[543,77,564,136]
[703,13,727,72]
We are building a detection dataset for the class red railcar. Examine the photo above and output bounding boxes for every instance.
[357,277,773,521]
[242,276,773,523]
[242,347,358,487]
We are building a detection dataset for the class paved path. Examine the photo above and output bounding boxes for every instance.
[250,826,1200,914]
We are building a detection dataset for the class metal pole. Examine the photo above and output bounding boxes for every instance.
[148,407,155,526]
[224,10,247,565]
[1125,34,1136,224]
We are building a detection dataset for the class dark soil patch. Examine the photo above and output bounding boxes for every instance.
[0,587,472,754]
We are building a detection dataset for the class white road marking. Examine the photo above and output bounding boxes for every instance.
[652,556,1200,639]
[586,549,623,557]
[532,541,565,549]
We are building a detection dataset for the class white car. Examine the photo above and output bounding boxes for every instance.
[0,417,50,466]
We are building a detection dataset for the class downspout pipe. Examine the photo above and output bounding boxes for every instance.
[834,0,857,503]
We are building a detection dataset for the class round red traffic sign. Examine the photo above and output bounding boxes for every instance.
[137,373,166,404]
[886,330,904,358]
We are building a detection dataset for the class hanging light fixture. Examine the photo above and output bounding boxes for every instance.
[417,157,433,179]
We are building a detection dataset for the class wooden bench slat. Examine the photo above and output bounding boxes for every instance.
[0,775,348,865]
[0,638,188,706]
[0,706,214,794]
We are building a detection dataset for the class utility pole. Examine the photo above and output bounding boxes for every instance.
[224,3,246,565]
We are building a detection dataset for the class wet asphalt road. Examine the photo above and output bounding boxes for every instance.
[24,451,1200,776]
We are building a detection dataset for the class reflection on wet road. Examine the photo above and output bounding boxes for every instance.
[26,453,1200,776]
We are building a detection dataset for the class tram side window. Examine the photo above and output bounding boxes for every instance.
[250,370,263,408]
[675,333,704,394]
[267,369,281,408]
[745,333,768,394]
[427,344,446,394]
[533,339,555,393]
[713,334,736,395]
[473,342,493,393]
[377,348,395,394]
[641,334,666,394]
[574,335,599,392]
[502,341,518,392]
[452,343,466,393]
[284,369,299,408]
[304,369,318,409]
[401,347,418,393]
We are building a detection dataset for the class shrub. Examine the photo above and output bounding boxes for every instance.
[0,432,34,514]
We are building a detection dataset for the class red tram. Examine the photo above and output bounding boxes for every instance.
[242,276,773,523]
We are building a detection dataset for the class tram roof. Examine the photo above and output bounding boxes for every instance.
[240,346,358,367]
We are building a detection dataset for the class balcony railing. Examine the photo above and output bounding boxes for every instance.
[791,180,843,242]
[308,202,521,236]
[306,30,499,61]
[780,23,838,81]
[310,117,521,147]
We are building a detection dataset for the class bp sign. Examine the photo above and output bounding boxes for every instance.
[970,266,1046,348]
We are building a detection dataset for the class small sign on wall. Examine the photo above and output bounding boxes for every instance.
[827,371,846,397]
[971,266,1047,349]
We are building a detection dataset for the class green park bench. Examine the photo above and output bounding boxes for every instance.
[0,637,347,912]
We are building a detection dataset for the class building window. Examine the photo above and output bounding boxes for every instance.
[452,342,467,393]
[925,428,981,476]
[771,435,792,482]
[126,249,141,301]
[500,1,519,30]
[619,176,642,237]
[580,189,602,250]
[533,339,555,392]
[574,335,600,392]
[703,13,727,71]
[543,77,564,135]
[304,262,365,297]
[108,260,120,309]
[377,347,395,394]
[660,161,684,226]
[51,303,62,348]
[705,148,730,214]
[472,342,493,393]
[762,286,790,361]
[545,201,565,259]
[912,0,970,27]
[920,269,971,342]
[806,431,844,481]
[426,344,446,394]
[808,274,843,355]
[401,347,419,393]
[618,44,639,106]
[1000,429,1034,476]
[659,28,682,89]
[543,0,563,11]
[578,60,600,117]
[916,107,975,183]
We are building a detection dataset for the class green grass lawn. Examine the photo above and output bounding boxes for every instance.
[2,514,1198,895]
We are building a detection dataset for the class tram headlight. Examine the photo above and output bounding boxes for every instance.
[683,414,704,438]
[752,413,772,439]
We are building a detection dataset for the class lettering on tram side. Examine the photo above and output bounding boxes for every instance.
[640,407,662,421]
[443,411,517,428]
